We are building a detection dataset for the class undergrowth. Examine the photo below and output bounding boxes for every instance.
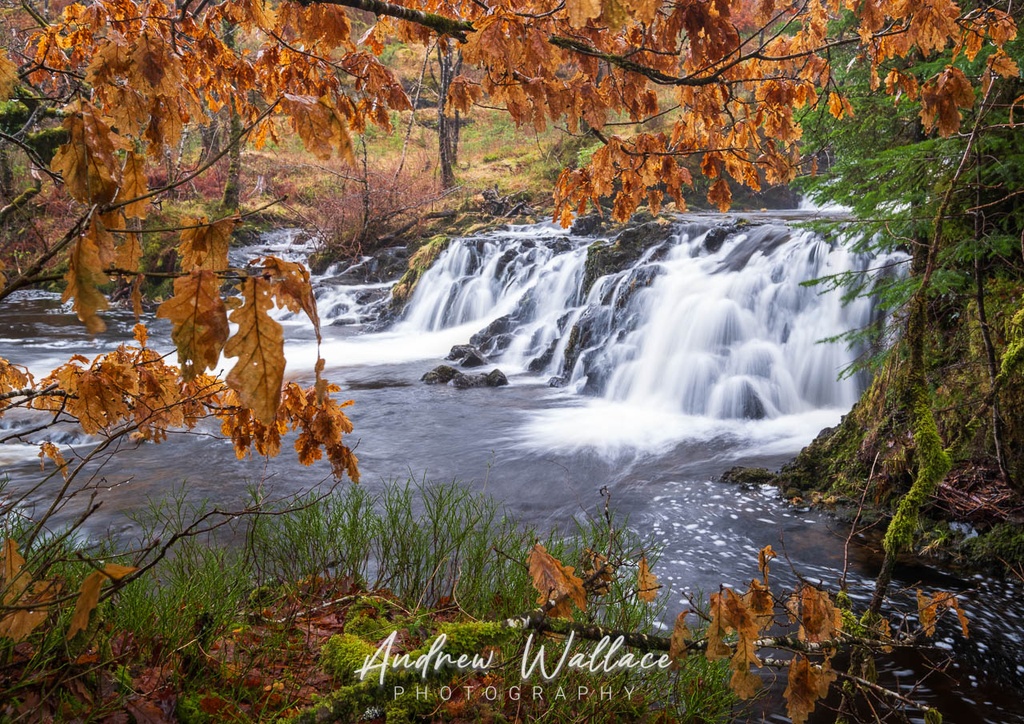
[0,478,734,722]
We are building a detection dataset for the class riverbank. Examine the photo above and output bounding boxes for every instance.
[0,479,732,722]
[721,438,1024,577]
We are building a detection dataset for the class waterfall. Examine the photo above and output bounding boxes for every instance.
[343,217,904,421]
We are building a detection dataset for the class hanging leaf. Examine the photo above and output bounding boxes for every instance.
[260,256,321,342]
[707,178,732,212]
[118,151,150,220]
[38,441,68,478]
[0,357,29,395]
[0,53,17,100]
[637,556,659,603]
[116,232,143,272]
[223,277,285,425]
[281,94,355,164]
[784,654,836,724]
[919,66,975,137]
[796,585,842,643]
[527,543,587,618]
[758,544,776,583]
[62,217,114,334]
[66,563,133,641]
[917,589,969,638]
[51,104,121,205]
[668,610,691,666]
[156,270,230,381]
[179,216,238,272]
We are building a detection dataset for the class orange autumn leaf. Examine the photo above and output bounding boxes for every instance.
[51,103,121,205]
[637,556,659,603]
[0,53,17,100]
[118,151,150,220]
[707,178,733,213]
[179,216,238,273]
[784,654,836,724]
[66,563,136,640]
[0,540,55,644]
[157,270,230,381]
[917,589,969,638]
[527,543,587,618]
[281,94,355,164]
[62,217,114,334]
[669,610,691,665]
[260,256,322,343]
[224,278,286,425]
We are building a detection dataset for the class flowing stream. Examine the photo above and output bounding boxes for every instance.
[2,213,1022,722]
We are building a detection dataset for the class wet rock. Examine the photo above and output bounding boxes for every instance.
[703,225,730,253]
[449,368,509,389]
[571,213,605,237]
[580,219,674,295]
[460,349,488,368]
[470,316,513,346]
[421,365,459,384]
[719,467,776,486]
[446,345,488,368]
[527,339,559,373]
[484,369,508,386]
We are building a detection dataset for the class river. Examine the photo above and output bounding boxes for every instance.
[1,213,1022,722]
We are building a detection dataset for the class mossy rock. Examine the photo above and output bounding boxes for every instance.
[718,466,776,485]
[321,633,379,681]
[963,522,1024,569]
[579,218,673,295]
[390,235,451,310]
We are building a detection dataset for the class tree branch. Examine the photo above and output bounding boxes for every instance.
[299,0,474,43]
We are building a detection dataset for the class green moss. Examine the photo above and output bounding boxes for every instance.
[390,235,451,309]
[964,523,1024,568]
[882,388,952,555]
[719,466,776,485]
[430,621,509,656]
[321,633,379,681]
[288,682,381,724]
[998,301,1024,380]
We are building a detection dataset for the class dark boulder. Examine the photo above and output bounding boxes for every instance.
[460,350,488,368]
[484,369,508,387]
[571,213,605,237]
[421,365,459,384]
[446,345,488,368]
[449,368,509,389]
[470,315,513,347]
[580,219,674,295]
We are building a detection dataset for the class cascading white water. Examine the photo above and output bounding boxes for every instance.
[390,217,904,421]
[584,224,893,418]
[397,225,586,334]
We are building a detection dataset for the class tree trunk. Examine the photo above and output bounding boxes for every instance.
[436,43,461,190]
[221,110,243,211]
[221,20,243,211]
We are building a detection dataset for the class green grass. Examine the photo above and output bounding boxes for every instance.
[0,477,735,722]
